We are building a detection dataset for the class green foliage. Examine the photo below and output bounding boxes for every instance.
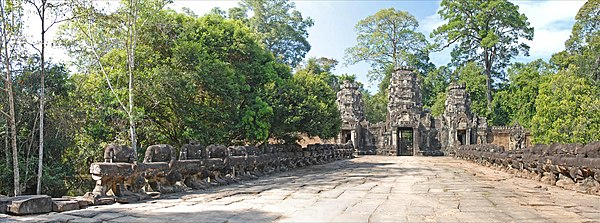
[422,66,451,109]
[234,0,314,68]
[296,57,340,90]
[456,62,487,117]
[0,58,76,196]
[267,70,341,142]
[430,93,446,117]
[346,8,432,85]
[498,59,553,127]
[531,70,600,144]
[552,0,600,85]
[432,0,534,111]
[363,91,387,123]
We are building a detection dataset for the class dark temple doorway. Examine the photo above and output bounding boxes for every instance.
[457,130,466,145]
[397,128,413,156]
[342,130,351,143]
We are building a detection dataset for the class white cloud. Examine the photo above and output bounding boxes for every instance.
[511,0,585,61]
[421,0,584,65]
[418,3,443,35]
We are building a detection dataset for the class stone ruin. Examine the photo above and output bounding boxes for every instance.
[454,142,600,195]
[336,67,531,156]
[0,142,354,215]
[336,80,366,151]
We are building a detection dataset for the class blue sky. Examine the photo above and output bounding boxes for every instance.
[168,0,585,93]
[36,0,585,94]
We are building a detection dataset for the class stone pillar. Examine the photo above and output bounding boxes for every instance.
[351,130,358,150]
[391,129,397,151]
[466,129,471,145]
[413,127,420,156]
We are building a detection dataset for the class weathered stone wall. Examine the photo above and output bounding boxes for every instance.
[490,126,532,151]
[453,142,600,196]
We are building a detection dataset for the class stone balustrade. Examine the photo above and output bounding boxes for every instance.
[86,142,355,205]
[1,142,353,215]
[453,142,600,195]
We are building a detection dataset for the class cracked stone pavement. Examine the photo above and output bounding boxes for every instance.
[2,156,599,222]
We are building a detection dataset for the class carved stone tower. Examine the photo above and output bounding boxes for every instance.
[441,82,475,150]
[336,80,365,149]
[385,67,422,155]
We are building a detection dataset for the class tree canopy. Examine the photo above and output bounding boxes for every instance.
[346,8,432,83]
[233,0,314,68]
[431,0,534,112]
[531,70,600,144]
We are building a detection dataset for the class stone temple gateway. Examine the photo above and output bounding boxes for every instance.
[335,67,531,155]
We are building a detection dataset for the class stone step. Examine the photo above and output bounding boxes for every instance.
[52,199,80,212]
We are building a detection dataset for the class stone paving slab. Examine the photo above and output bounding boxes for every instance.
[5,156,600,222]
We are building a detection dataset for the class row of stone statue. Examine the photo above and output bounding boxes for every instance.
[88,142,355,204]
[454,142,600,195]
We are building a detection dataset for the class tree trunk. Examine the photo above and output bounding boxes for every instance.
[1,0,20,196]
[483,51,493,113]
[127,0,138,159]
[5,123,9,171]
[4,48,20,197]
[37,2,46,194]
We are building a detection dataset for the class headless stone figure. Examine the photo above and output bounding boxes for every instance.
[96,144,138,197]
[104,144,137,164]
[180,141,206,160]
[144,144,177,167]
[206,144,230,185]
[143,144,181,192]
[179,141,211,189]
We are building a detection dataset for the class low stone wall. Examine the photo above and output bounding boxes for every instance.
[1,143,353,215]
[87,143,354,204]
[453,142,600,196]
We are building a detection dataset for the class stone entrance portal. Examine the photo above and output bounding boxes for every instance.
[397,128,413,156]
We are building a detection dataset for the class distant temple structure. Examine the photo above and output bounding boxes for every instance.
[335,67,531,156]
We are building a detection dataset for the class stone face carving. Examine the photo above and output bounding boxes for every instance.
[104,144,137,163]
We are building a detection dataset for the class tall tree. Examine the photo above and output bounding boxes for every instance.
[431,0,534,112]
[25,0,72,195]
[531,70,600,144]
[422,66,451,109]
[267,69,341,143]
[59,0,168,155]
[552,0,599,85]
[0,0,24,196]
[346,8,431,84]
[456,62,488,117]
[296,57,339,90]
[236,0,313,68]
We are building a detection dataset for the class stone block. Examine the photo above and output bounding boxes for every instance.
[115,195,140,204]
[4,195,52,215]
[77,199,91,209]
[81,193,115,206]
[52,199,80,212]
[89,163,135,177]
